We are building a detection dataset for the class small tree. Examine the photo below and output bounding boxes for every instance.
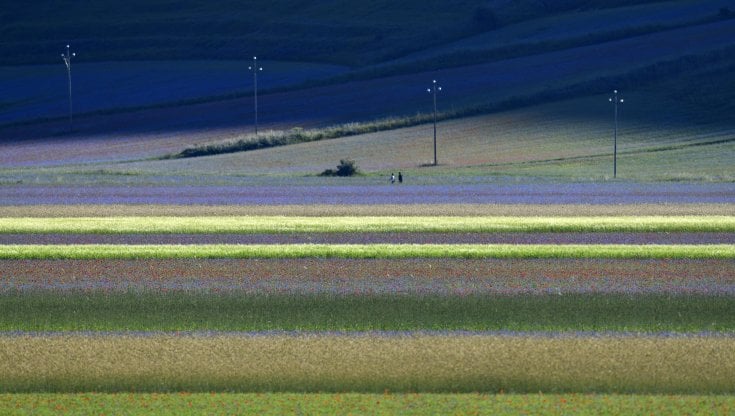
[321,159,359,177]
[336,159,358,176]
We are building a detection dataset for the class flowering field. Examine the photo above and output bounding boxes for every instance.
[2,258,733,295]
[2,183,735,205]
[2,215,734,233]
[0,206,733,414]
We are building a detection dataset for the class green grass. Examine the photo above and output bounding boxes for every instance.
[2,216,734,234]
[1,393,733,415]
[2,292,733,332]
[1,244,733,260]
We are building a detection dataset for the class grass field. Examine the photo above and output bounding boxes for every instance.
[2,393,734,415]
[1,292,733,332]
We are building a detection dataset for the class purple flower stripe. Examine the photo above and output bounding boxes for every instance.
[1,183,734,205]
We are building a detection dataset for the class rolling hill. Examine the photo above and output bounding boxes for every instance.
[0,0,734,183]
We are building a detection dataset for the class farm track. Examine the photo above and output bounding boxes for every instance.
[1,232,732,245]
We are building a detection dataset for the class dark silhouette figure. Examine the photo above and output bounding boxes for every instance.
[398,172,403,183]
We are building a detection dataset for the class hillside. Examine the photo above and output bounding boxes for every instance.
[1,1,733,125]
[5,62,734,185]
[0,0,490,66]
[1,0,734,184]
[0,0,679,66]
[108,73,735,182]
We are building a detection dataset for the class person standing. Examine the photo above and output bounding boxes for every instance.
[398,172,403,183]
[390,173,395,184]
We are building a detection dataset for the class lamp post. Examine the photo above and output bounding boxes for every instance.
[609,89,624,178]
[61,44,75,132]
[427,80,441,166]
[248,56,263,136]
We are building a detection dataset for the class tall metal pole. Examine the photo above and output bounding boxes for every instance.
[61,44,75,132]
[427,80,441,166]
[609,90,624,178]
[249,56,263,136]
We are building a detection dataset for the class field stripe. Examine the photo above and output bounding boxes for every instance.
[2,292,733,332]
[2,204,733,217]
[2,393,735,415]
[0,244,733,259]
[2,258,734,295]
[1,334,733,393]
[1,216,734,233]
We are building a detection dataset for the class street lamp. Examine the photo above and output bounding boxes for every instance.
[427,80,442,166]
[61,44,76,132]
[609,89,624,178]
[248,56,263,136]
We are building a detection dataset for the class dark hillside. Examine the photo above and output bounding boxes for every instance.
[0,0,678,66]
[1,0,487,65]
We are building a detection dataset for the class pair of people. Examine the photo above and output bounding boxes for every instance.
[390,172,403,184]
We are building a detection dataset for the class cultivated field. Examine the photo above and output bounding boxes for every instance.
[1,208,733,409]
[2,1,735,412]
[0,60,348,124]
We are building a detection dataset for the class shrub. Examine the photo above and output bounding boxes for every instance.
[321,159,358,177]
